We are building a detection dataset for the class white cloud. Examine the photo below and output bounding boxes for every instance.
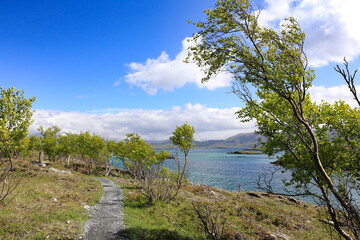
[123,1,360,95]
[310,84,360,107]
[113,81,121,87]
[124,38,232,95]
[259,0,360,67]
[30,103,255,141]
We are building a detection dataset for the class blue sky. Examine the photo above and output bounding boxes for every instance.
[1,0,360,140]
[1,0,233,111]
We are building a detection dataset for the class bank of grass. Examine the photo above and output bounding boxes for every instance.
[0,159,103,239]
[0,158,334,240]
[115,173,331,240]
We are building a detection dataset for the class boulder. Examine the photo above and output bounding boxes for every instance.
[31,161,50,167]
[247,192,262,198]
[288,197,301,204]
[49,167,72,174]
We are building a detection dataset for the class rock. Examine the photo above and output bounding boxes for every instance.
[166,154,175,159]
[227,150,262,155]
[260,232,278,240]
[260,231,289,240]
[232,231,251,240]
[247,192,262,198]
[275,232,290,240]
[31,161,49,167]
[84,205,91,212]
[49,167,71,174]
[204,188,217,196]
[321,219,335,226]
[288,197,301,204]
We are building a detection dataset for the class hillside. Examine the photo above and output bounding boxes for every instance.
[0,159,103,239]
[1,155,332,239]
[149,132,261,149]
[116,173,331,240]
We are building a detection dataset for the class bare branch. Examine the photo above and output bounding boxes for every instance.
[335,58,360,107]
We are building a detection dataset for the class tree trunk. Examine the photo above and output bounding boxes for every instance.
[38,151,44,164]
[104,164,111,176]
[66,154,71,166]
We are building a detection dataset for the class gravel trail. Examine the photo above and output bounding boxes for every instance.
[83,177,128,240]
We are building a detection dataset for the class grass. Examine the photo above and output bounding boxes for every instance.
[114,173,331,240]
[0,159,103,239]
[0,157,333,240]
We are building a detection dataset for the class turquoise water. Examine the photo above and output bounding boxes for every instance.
[116,148,359,204]
[162,148,287,193]
[115,147,318,202]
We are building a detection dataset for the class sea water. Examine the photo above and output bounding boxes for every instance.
[114,148,320,203]
[161,148,288,193]
[115,148,359,204]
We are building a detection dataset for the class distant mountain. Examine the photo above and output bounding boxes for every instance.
[148,132,261,149]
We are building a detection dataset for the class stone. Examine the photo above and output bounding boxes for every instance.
[207,189,217,196]
[84,205,91,212]
[247,192,262,198]
[275,232,290,240]
[31,161,49,167]
[49,167,71,174]
[288,197,301,204]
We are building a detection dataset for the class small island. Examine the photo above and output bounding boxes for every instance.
[244,148,261,151]
[227,150,263,155]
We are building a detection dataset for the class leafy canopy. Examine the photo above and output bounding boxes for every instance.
[170,123,195,157]
[38,125,61,161]
[0,87,35,159]
[115,133,168,179]
[189,1,360,238]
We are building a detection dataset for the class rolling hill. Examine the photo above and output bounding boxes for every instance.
[148,132,261,149]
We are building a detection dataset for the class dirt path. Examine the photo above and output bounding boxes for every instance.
[83,177,128,240]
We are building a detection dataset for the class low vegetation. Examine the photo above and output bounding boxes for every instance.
[115,172,331,240]
[115,123,194,204]
[0,153,337,240]
[0,159,102,239]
